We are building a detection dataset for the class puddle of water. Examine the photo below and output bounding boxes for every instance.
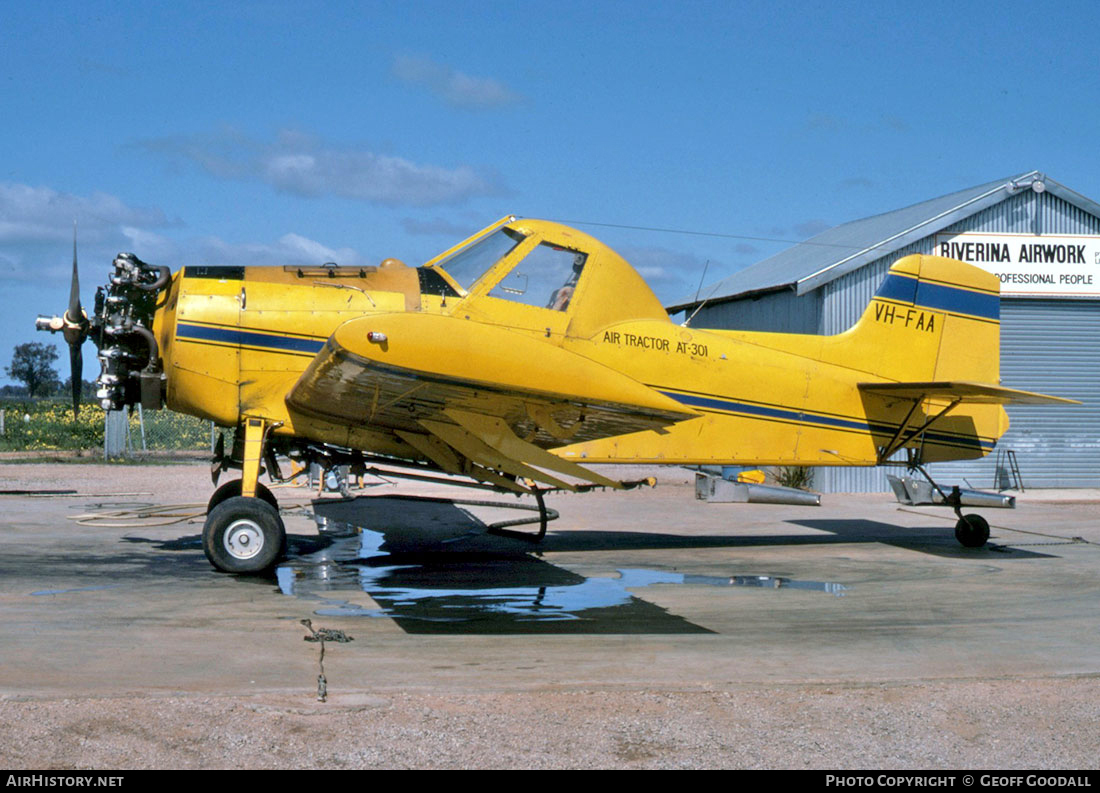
[686,573,848,595]
[275,509,847,633]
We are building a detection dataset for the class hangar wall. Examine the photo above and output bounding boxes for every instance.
[694,184,1100,493]
[692,288,821,334]
[968,299,1100,488]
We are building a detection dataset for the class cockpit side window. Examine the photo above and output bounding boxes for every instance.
[489,243,588,312]
[431,228,526,293]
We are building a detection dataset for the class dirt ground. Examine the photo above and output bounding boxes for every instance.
[3,680,1099,770]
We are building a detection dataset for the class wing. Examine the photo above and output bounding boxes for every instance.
[286,313,698,491]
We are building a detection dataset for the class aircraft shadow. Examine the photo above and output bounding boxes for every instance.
[312,494,1030,558]
[782,519,1055,560]
[280,496,714,634]
[540,522,1053,559]
[108,496,1052,636]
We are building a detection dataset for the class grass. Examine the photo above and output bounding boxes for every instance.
[0,399,211,453]
[774,465,815,491]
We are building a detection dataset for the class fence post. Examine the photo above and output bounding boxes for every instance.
[104,408,129,458]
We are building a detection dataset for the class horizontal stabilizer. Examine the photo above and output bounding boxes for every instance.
[858,381,1079,406]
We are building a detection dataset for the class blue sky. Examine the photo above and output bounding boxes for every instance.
[3,0,1099,385]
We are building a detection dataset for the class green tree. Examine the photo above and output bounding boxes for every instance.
[6,342,61,397]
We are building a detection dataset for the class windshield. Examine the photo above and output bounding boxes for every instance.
[432,228,526,292]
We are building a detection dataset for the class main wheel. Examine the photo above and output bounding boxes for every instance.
[203,496,285,573]
[207,479,279,515]
[954,514,990,548]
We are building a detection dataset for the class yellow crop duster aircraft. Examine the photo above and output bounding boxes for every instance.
[38,216,1075,573]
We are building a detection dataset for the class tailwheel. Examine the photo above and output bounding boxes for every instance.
[203,495,285,574]
[954,513,990,548]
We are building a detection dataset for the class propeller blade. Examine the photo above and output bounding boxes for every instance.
[63,222,88,420]
[68,221,82,321]
[69,342,82,419]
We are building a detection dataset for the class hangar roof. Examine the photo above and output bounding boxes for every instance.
[668,171,1100,313]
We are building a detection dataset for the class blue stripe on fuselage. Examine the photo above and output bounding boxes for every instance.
[177,322,325,355]
[657,389,993,451]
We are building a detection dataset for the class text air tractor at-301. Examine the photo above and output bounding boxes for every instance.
[37,216,1077,573]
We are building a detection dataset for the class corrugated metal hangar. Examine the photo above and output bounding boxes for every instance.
[669,171,1099,492]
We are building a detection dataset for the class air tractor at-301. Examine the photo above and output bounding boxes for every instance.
[37,216,1076,574]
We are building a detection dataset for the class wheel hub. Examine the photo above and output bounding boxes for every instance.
[224,519,265,560]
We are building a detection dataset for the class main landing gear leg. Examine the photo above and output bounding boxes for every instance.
[202,417,287,573]
[913,463,991,549]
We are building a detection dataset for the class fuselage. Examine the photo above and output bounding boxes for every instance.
[152,218,1007,469]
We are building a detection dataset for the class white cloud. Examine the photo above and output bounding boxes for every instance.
[392,55,522,109]
[0,182,172,242]
[0,226,372,286]
[189,233,369,269]
[0,179,373,283]
[141,129,499,207]
[120,226,176,260]
[260,148,491,205]
[0,182,181,285]
[274,232,366,267]
[266,154,316,180]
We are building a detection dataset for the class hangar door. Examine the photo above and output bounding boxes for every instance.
[995,300,1100,487]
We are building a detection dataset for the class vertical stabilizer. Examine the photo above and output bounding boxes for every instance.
[829,254,1001,384]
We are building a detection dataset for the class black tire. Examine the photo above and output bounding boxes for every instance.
[207,479,279,515]
[203,496,285,574]
[954,514,990,548]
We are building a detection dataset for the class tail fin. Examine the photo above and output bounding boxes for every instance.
[832,254,1001,383]
[825,255,1005,462]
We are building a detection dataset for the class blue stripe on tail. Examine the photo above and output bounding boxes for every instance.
[875,274,998,321]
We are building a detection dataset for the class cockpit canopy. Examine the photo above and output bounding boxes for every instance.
[423,217,670,337]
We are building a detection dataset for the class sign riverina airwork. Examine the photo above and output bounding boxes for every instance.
[934,232,1100,298]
